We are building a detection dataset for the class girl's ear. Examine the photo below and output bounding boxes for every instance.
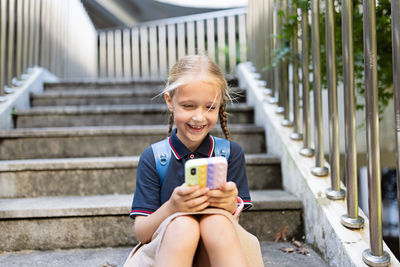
[164,93,174,112]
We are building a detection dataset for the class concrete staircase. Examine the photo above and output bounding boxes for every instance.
[0,80,328,266]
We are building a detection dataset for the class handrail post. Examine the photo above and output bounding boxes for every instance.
[265,0,274,96]
[280,0,292,127]
[0,0,7,99]
[299,4,314,157]
[275,0,284,111]
[269,0,279,105]
[325,0,344,199]
[6,0,16,91]
[340,0,364,228]
[361,0,390,265]
[392,0,400,258]
[311,0,328,176]
[290,1,301,139]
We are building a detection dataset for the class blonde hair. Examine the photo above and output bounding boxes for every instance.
[164,55,231,140]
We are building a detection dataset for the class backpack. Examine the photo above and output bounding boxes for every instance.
[151,136,230,186]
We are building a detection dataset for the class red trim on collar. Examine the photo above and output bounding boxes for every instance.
[169,136,181,159]
[207,136,214,157]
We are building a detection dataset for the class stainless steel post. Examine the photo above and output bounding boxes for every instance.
[0,0,7,97]
[22,0,29,76]
[270,0,279,105]
[300,6,314,157]
[392,0,400,256]
[15,0,23,80]
[340,0,364,227]
[281,0,292,125]
[28,0,35,69]
[290,2,301,140]
[33,0,41,66]
[362,0,390,265]
[7,0,16,88]
[325,0,344,199]
[311,0,328,176]
[266,0,274,95]
[276,0,284,113]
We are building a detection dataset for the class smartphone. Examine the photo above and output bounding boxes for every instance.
[185,156,228,189]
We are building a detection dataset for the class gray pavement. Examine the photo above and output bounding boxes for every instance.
[0,242,328,267]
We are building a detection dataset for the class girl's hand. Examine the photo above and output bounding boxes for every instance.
[168,184,210,213]
[207,181,238,214]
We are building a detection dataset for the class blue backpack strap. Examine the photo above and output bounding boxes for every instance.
[151,138,171,186]
[213,136,230,160]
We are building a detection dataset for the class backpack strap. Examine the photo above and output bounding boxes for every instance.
[151,138,171,186]
[213,136,230,160]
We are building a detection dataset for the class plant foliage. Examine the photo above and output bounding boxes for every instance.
[272,0,393,117]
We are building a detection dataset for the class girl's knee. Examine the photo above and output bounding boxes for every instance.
[165,215,200,243]
[199,214,237,244]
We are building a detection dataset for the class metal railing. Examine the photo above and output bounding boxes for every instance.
[97,8,247,80]
[247,0,399,265]
[0,0,97,100]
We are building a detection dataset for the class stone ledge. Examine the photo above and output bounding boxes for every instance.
[0,68,58,130]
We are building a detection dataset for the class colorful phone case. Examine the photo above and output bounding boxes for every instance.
[185,156,227,189]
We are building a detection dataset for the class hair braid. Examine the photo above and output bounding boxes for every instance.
[168,112,174,136]
[219,101,231,140]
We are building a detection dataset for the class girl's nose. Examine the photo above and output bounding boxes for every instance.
[192,109,204,121]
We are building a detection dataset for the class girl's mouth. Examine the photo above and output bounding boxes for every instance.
[188,124,205,132]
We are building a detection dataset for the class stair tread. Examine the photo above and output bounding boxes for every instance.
[0,190,301,219]
[0,154,279,171]
[15,103,252,115]
[0,242,329,267]
[32,90,164,98]
[32,87,244,98]
[0,124,264,137]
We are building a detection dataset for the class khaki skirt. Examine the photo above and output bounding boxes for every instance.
[123,208,264,267]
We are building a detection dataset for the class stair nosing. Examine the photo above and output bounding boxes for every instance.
[0,154,279,171]
[0,190,301,220]
[15,103,252,115]
[0,124,264,138]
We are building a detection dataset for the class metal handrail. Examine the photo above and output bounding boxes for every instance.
[247,0,398,265]
[97,8,248,79]
[0,0,97,99]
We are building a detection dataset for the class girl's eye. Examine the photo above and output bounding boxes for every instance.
[182,104,194,109]
[207,106,217,110]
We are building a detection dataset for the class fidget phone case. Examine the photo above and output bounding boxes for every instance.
[185,156,228,189]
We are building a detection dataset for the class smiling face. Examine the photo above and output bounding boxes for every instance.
[165,76,221,151]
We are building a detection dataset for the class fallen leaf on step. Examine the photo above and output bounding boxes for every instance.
[274,225,291,242]
[100,262,117,267]
[296,247,310,256]
[280,247,295,253]
[291,239,302,248]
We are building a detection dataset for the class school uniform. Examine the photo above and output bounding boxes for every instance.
[124,129,263,267]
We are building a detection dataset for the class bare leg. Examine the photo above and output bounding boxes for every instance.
[155,215,200,267]
[199,214,248,267]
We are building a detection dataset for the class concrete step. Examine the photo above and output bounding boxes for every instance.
[0,124,266,160]
[43,78,238,92]
[0,190,303,251]
[0,154,281,198]
[43,80,166,92]
[31,88,246,106]
[14,104,254,128]
[0,242,329,267]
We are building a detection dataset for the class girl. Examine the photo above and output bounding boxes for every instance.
[124,55,263,267]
